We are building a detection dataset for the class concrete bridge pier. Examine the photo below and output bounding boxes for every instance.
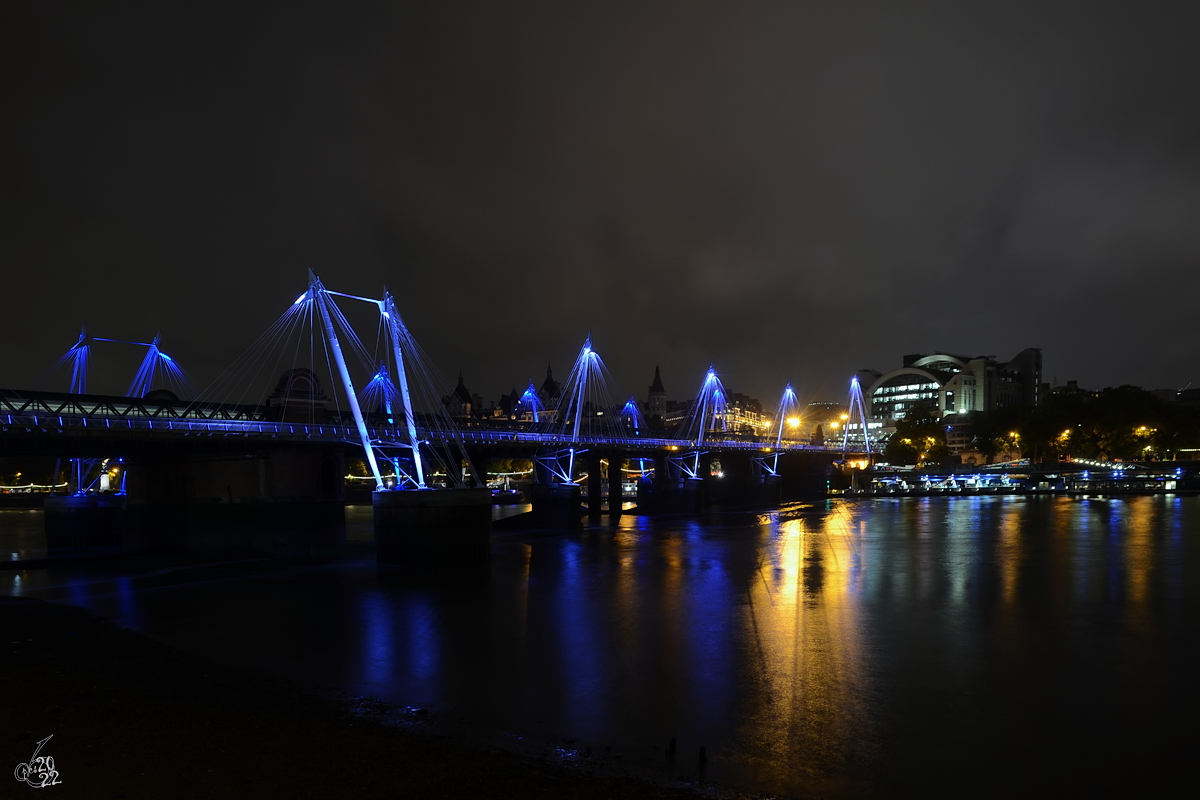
[528,483,582,527]
[686,455,706,511]
[779,451,837,498]
[710,450,747,505]
[635,450,686,514]
[586,450,604,518]
[608,450,625,516]
[533,453,558,487]
[529,449,582,527]
[679,452,714,513]
[750,454,781,506]
[677,450,784,510]
[373,488,492,565]
[849,466,870,492]
[762,471,782,505]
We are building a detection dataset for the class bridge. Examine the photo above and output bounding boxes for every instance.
[1,272,874,562]
[0,387,847,454]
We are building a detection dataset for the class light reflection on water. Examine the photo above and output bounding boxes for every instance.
[3,495,1199,797]
[0,509,47,561]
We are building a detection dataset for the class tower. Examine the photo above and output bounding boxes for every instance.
[539,362,561,404]
[648,365,666,420]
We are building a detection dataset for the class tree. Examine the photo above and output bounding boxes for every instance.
[969,406,1023,463]
[883,400,945,465]
[996,384,1188,463]
[1156,403,1200,458]
[883,437,920,465]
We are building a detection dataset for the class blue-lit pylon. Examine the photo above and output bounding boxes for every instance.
[381,291,427,489]
[128,333,163,397]
[57,325,189,397]
[361,365,413,488]
[690,366,728,446]
[620,396,643,435]
[308,270,385,490]
[127,333,189,397]
[67,325,90,394]
[762,382,801,475]
[308,278,454,490]
[842,376,872,456]
[361,365,399,423]
[566,336,595,443]
[517,380,545,422]
[774,383,800,447]
[564,336,595,478]
[537,335,626,484]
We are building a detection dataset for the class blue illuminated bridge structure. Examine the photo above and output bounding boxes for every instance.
[0,272,873,495]
[0,395,832,452]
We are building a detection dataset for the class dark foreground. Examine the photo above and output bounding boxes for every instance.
[0,597,722,800]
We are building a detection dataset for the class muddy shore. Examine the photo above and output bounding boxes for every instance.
[1,596,749,799]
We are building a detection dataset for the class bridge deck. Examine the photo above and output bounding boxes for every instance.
[1,389,847,453]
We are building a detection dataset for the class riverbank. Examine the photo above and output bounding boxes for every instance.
[0,596,739,799]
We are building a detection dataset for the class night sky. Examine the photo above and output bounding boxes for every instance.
[3,2,1198,407]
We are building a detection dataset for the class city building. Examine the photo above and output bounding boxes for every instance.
[865,348,1043,421]
[647,366,666,424]
[726,392,772,436]
[496,385,520,419]
[539,364,561,406]
[643,367,770,436]
[1151,383,1200,409]
[444,371,482,418]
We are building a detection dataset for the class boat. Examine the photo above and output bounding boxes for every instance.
[491,487,524,504]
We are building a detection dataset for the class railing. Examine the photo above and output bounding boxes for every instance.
[2,411,353,439]
[0,409,856,452]
[0,391,267,423]
[1,388,871,452]
[446,427,841,451]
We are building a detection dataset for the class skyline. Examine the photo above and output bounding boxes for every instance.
[3,2,1198,404]
[0,289,1162,413]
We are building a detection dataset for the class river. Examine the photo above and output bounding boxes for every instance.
[3,495,1198,797]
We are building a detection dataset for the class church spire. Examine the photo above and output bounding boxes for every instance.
[649,365,665,394]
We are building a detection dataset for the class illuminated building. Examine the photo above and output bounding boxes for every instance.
[864,348,1043,421]
[726,392,772,436]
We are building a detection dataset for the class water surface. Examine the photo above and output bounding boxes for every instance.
[4,496,1198,797]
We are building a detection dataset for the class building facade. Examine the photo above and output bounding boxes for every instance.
[866,348,1043,421]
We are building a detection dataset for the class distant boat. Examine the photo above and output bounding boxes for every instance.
[491,488,524,504]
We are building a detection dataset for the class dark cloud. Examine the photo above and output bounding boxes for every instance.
[2,1,1198,406]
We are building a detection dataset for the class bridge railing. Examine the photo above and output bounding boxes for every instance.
[2,408,358,440]
[1,408,852,452]
[0,391,269,423]
[444,427,834,451]
[1,390,859,452]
